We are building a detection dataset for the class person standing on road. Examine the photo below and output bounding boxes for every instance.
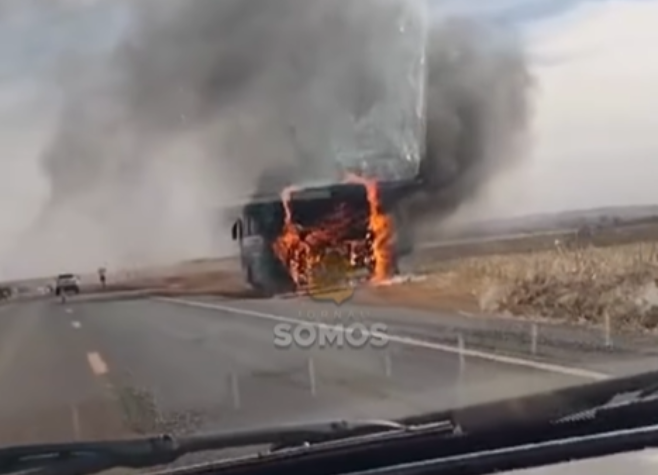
[98,267,107,289]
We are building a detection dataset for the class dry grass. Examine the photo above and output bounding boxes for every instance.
[371,240,658,332]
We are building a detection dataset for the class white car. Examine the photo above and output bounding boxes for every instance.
[54,273,81,296]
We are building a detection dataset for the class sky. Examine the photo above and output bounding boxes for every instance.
[0,0,656,276]
[446,0,658,220]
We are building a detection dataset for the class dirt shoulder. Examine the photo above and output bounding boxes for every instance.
[354,280,481,314]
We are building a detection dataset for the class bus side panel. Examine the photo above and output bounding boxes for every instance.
[242,236,296,296]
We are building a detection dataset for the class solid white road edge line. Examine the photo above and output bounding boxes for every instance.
[154,297,610,381]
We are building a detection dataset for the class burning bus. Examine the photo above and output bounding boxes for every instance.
[230,175,416,296]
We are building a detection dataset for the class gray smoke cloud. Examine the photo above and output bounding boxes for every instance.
[241,6,534,219]
[0,0,531,278]
[402,17,532,238]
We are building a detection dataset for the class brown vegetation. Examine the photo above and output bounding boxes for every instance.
[363,240,658,332]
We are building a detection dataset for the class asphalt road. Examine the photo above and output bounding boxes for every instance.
[0,295,656,472]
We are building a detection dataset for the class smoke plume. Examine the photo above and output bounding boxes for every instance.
[405,18,532,226]
[1,0,531,278]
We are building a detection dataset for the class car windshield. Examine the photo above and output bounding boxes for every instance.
[0,0,656,474]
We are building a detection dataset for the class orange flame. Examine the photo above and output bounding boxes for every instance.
[344,173,394,283]
[272,174,395,291]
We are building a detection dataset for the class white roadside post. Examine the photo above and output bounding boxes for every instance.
[455,334,466,406]
[383,350,393,379]
[458,334,466,376]
[229,371,241,410]
[308,356,317,397]
[531,323,538,355]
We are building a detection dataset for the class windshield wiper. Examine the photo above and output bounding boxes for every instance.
[168,370,658,475]
[345,423,658,475]
[0,419,404,475]
[9,370,658,475]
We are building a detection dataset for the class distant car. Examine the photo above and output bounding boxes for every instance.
[54,274,80,296]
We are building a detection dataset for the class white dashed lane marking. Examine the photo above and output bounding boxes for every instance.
[87,352,108,376]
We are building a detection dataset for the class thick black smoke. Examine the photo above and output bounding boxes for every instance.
[17,0,531,273]
[403,18,532,225]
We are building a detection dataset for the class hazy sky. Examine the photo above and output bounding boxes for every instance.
[449,0,658,219]
[0,0,655,276]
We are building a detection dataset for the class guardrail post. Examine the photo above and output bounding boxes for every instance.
[531,323,538,355]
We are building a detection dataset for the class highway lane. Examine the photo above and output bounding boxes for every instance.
[0,301,126,445]
[0,295,624,468]
[93,298,597,425]
[108,295,658,472]
[0,297,586,436]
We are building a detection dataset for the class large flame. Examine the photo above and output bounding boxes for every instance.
[272,175,394,291]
